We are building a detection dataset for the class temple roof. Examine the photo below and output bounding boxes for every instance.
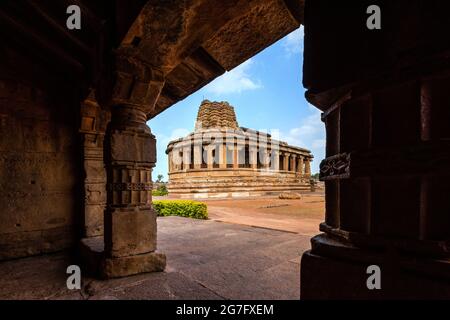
[166,100,312,156]
[195,100,239,131]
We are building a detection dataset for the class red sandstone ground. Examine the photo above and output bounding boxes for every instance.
[201,193,325,235]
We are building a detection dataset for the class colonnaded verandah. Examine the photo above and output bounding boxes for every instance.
[166,100,314,198]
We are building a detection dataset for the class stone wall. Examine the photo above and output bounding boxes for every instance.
[168,169,311,198]
[0,45,82,260]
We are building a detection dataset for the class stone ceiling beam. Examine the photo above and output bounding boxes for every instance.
[114,0,304,119]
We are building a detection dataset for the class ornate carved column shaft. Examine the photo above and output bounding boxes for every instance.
[100,104,164,277]
[81,53,166,278]
[80,91,110,238]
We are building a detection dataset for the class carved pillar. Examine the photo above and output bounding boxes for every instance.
[301,0,450,299]
[80,91,109,237]
[304,158,311,177]
[81,53,166,278]
[101,104,165,277]
[297,156,304,175]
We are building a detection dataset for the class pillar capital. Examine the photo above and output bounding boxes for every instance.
[112,52,165,115]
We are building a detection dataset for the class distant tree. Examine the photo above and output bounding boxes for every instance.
[311,173,320,180]
[156,174,164,183]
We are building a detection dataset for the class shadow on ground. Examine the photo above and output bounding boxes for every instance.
[0,216,312,300]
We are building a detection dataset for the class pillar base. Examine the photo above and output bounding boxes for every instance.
[301,234,450,299]
[80,236,166,279]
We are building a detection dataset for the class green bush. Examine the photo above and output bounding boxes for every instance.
[153,200,208,219]
[152,184,168,196]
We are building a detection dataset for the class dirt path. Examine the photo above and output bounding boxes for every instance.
[202,194,325,236]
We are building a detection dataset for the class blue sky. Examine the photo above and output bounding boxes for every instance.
[148,26,325,180]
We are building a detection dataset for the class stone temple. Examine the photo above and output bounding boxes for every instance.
[166,100,313,198]
[2,0,450,299]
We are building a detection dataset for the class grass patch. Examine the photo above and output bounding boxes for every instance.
[153,200,208,219]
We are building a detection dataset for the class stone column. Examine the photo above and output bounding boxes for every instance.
[297,156,304,175]
[81,53,166,278]
[259,150,270,169]
[290,154,297,172]
[183,146,191,170]
[232,145,239,169]
[272,150,280,171]
[174,148,182,171]
[193,143,202,169]
[80,91,109,238]
[206,146,214,169]
[167,151,172,173]
[250,146,258,169]
[102,105,165,277]
[301,1,450,299]
[283,152,290,171]
[219,143,227,169]
[304,158,311,177]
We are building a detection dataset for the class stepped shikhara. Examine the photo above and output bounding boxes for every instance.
[166,100,313,198]
[194,100,239,130]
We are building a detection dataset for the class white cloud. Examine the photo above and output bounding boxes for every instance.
[157,128,191,149]
[205,59,262,94]
[280,105,325,173]
[283,26,304,56]
[284,109,322,147]
[312,139,326,149]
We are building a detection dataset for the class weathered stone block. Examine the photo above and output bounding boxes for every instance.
[278,192,302,199]
[84,205,104,237]
[102,251,166,279]
[0,226,74,260]
[80,235,165,279]
[84,159,106,182]
[105,206,156,257]
[85,183,107,204]
[110,132,156,164]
